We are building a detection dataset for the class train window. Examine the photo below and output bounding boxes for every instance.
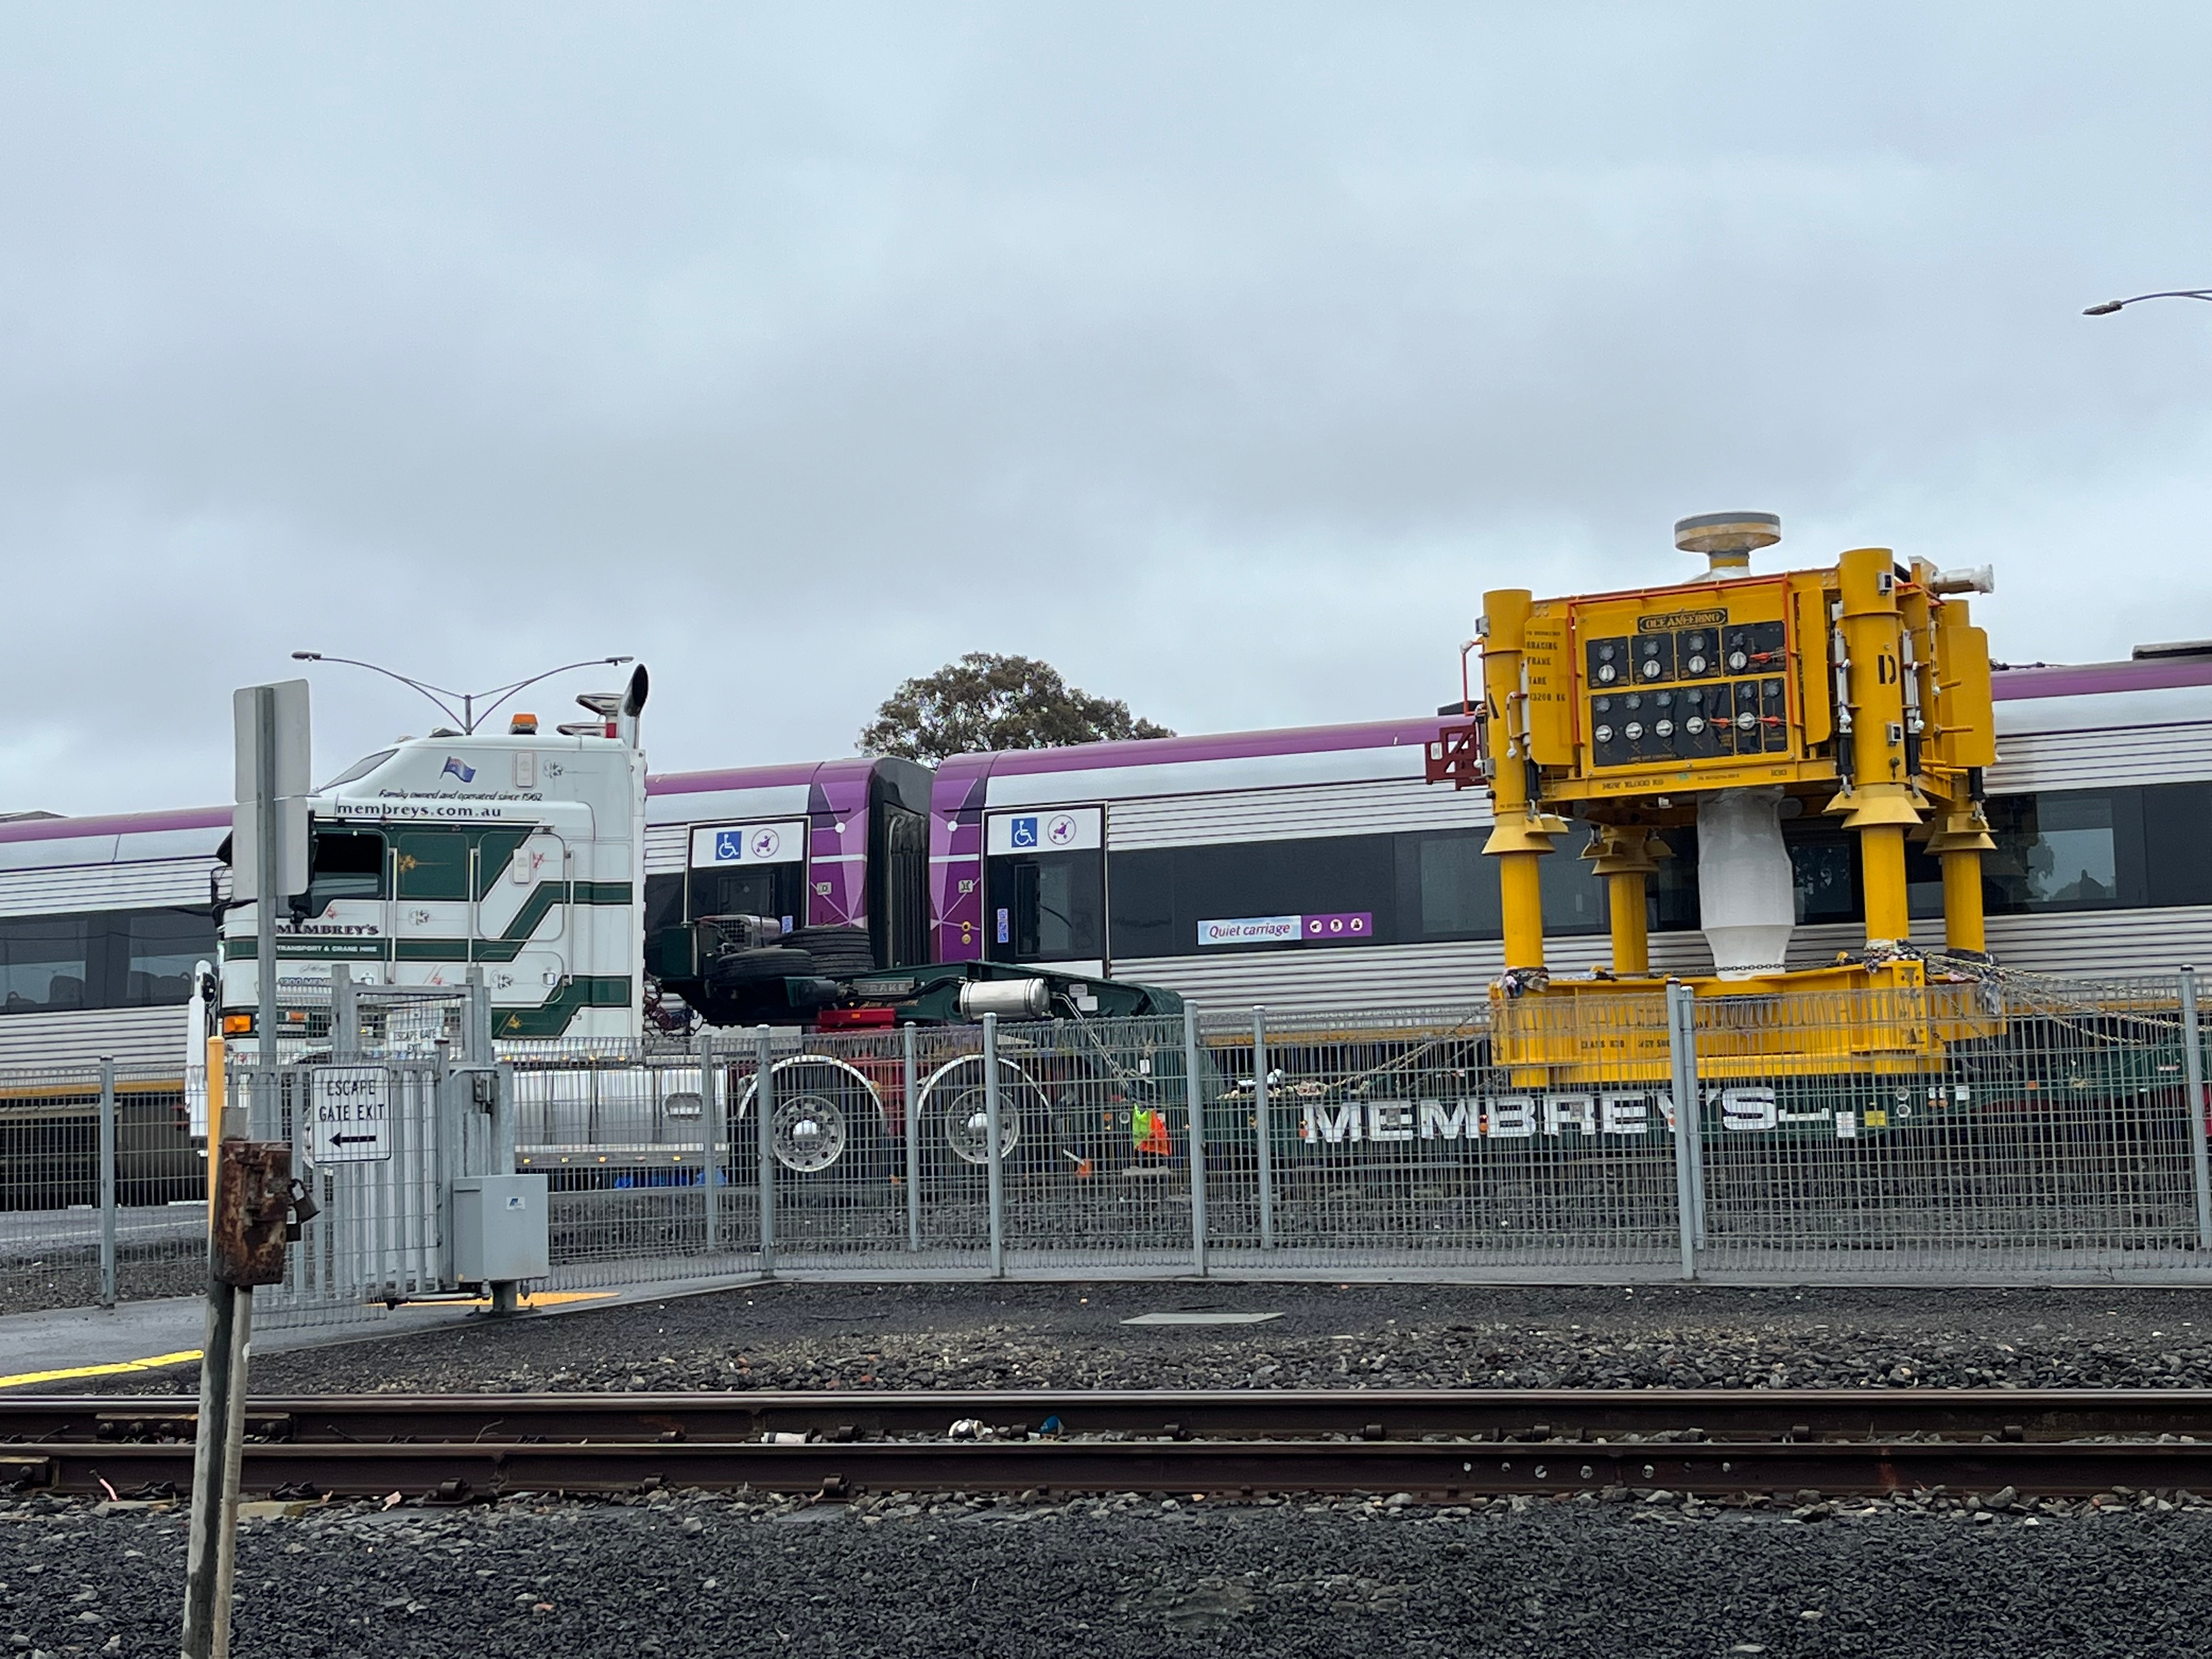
[0,909,219,1016]
[393,830,470,901]
[1787,833,1860,926]
[2143,783,2212,909]
[1106,849,1177,959]
[1539,846,1607,937]
[1904,837,1945,921]
[989,850,1105,964]
[118,910,217,1007]
[1396,831,1499,941]
[1984,788,2146,913]
[1645,828,1699,932]
[0,915,91,1013]
[644,873,685,936]
[305,829,386,913]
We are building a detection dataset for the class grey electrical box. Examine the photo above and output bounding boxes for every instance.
[452,1174,550,1284]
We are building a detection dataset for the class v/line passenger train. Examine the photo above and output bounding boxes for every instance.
[0,645,2208,1089]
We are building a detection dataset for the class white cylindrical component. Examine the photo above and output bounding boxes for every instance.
[1696,787,1795,979]
[957,979,1052,1020]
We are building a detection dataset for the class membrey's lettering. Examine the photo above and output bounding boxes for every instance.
[1299,1088,1788,1144]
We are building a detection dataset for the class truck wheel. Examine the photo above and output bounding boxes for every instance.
[757,1059,885,1186]
[918,1056,1046,1180]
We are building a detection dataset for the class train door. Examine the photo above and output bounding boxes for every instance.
[687,820,809,931]
[983,806,1106,975]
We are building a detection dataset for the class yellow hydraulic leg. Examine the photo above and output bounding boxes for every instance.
[1925,804,1995,956]
[1606,871,1650,974]
[1940,848,1986,955]
[1828,546,1925,950]
[1480,587,1562,972]
[1859,822,1911,946]
[1499,853,1547,972]
[1584,825,1658,975]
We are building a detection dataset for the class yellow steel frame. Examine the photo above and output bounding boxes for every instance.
[1460,539,2004,1077]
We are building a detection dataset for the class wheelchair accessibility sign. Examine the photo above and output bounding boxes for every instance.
[689,820,807,867]
[986,806,1103,855]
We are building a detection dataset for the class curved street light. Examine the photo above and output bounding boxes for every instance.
[2084,289,2212,316]
[289,652,634,734]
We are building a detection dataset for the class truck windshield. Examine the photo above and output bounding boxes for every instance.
[320,749,396,789]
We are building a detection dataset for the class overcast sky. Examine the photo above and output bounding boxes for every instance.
[4,4,2210,816]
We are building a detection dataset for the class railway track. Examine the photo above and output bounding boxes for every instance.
[5,1390,2210,1502]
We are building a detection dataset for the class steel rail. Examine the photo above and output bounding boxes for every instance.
[10,1437,2212,1501]
[11,1390,2212,1447]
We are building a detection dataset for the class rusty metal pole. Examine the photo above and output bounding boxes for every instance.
[184,686,282,1659]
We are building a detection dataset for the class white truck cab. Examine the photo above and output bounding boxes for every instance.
[219,668,649,1049]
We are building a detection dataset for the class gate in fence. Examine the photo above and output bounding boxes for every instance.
[239,980,550,1325]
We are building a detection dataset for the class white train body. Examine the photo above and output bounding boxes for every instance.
[927,652,2212,1009]
[0,650,2208,1077]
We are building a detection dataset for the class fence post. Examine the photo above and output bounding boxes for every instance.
[331,963,356,1062]
[464,964,490,1063]
[98,1056,117,1310]
[755,1026,776,1277]
[903,1023,922,1252]
[984,1012,1006,1279]
[1253,1007,1275,1251]
[1666,982,1700,1281]
[698,1028,720,1256]
[1184,1006,1209,1278]
[493,1060,516,1176]
[2183,966,2212,1254]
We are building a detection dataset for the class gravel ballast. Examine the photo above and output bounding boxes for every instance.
[108,1279,2212,1397]
[1,1488,2205,1659]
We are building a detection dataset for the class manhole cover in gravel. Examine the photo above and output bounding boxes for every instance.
[1121,1312,1284,1326]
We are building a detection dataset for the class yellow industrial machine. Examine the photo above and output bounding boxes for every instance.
[1427,513,2005,1086]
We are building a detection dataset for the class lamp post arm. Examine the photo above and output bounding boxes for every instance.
[290,653,467,728]
[291,652,635,735]
[467,657,635,733]
[2084,289,2212,315]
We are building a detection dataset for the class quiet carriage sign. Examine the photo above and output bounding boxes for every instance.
[308,1065,393,1164]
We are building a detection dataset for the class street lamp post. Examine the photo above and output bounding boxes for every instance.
[2084,289,2212,316]
[289,653,634,733]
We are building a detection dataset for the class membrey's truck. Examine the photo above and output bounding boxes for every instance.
[220,673,652,1046]
[218,668,1180,1052]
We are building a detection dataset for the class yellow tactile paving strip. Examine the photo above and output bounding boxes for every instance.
[0,1290,613,1389]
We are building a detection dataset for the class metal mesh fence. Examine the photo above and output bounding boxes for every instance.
[1199,999,1680,1272]
[1687,976,2207,1277]
[0,1061,207,1315]
[9,967,2212,1327]
[523,1046,759,1290]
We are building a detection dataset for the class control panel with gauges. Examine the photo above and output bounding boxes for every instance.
[1504,572,1841,803]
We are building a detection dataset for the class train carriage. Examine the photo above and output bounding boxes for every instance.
[2,644,2211,1088]
[930,647,2212,1010]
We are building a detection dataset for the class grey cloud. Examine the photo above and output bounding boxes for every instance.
[2,3,2209,812]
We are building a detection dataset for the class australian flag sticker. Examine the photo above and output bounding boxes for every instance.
[442,757,477,783]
